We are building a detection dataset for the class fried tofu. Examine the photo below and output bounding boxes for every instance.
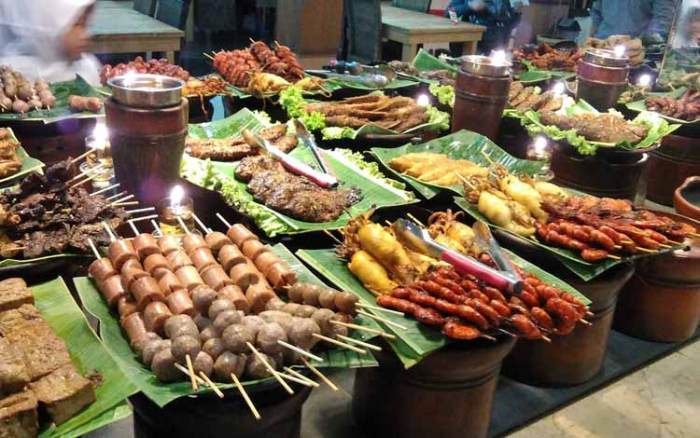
[0,339,29,397]
[0,391,38,438]
[0,279,32,313]
[28,364,95,426]
[0,305,71,381]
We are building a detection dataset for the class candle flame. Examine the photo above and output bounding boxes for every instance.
[637,74,652,88]
[123,70,137,87]
[613,45,626,58]
[170,185,185,210]
[534,136,548,155]
[416,94,430,107]
[552,82,566,95]
[491,49,507,66]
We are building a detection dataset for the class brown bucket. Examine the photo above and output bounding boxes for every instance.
[647,133,700,206]
[503,263,635,386]
[353,337,516,438]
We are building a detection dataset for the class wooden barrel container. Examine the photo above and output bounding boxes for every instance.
[503,263,634,386]
[647,133,700,206]
[353,337,516,438]
[131,385,312,438]
[614,214,700,342]
[576,48,629,111]
[497,116,530,159]
[550,141,651,200]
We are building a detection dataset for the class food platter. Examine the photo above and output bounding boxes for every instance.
[626,87,700,126]
[0,128,43,187]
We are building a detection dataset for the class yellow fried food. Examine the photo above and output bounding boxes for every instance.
[348,250,397,295]
[478,191,513,228]
[499,175,548,222]
[532,180,568,201]
[434,233,466,253]
[358,223,414,283]
[445,221,475,251]
[388,152,442,172]
[391,153,487,187]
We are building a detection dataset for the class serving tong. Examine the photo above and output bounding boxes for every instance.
[242,128,338,188]
[307,62,396,88]
[392,219,523,294]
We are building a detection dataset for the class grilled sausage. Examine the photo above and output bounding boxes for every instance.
[131,276,166,309]
[144,301,173,335]
[117,296,138,318]
[175,265,204,291]
[121,312,148,347]
[253,251,280,277]
[218,244,246,272]
[144,253,170,277]
[226,224,257,247]
[121,266,149,291]
[217,285,249,313]
[205,232,231,253]
[245,281,276,314]
[157,270,185,295]
[97,275,126,307]
[166,289,196,316]
[200,265,233,291]
[108,239,138,270]
[241,239,269,261]
[133,233,161,259]
[229,261,260,290]
[89,258,117,282]
[265,261,297,289]
[158,235,181,255]
[166,249,193,272]
[183,233,208,254]
[190,247,217,273]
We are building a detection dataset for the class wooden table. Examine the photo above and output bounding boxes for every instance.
[90,1,184,63]
[381,3,485,61]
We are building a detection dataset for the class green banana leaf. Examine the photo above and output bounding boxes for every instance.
[625,87,699,125]
[0,253,88,269]
[0,128,44,186]
[75,243,377,408]
[370,129,546,199]
[296,247,590,368]
[323,76,419,91]
[520,99,680,155]
[412,49,459,75]
[517,60,576,81]
[30,277,136,438]
[0,75,104,124]
[182,135,417,237]
[187,107,270,140]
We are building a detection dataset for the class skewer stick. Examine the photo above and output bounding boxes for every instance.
[541,334,552,343]
[216,213,232,228]
[192,213,211,233]
[90,182,120,196]
[481,334,497,341]
[301,358,338,391]
[311,333,367,354]
[406,213,425,227]
[69,172,101,189]
[110,194,135,205]
[658,243,672,249]
[278,372,315,387]
[356,309,408,330]
[105,191,128,202]
[102,222,117,242]
[336,335,382,352]
[283,367,319,387]
[246,342,294,395]
[126,207,156,215]
[176,216,191,235]
[277,340,324,362]
[151,220,163,236]
[69,163,104,181]
[203,52,215,61]
[128,220,140,236]
[112,201,139,207]
[329,320,396,340]
[231,373,261,420]
[130,214,159,223]
[322,229,342,245]
[356,302,405,317]
[87,238,101,259]
[689,233,700,238]
[606,254,622,260]
[199,371,224,398]
[69,150,93,164]
[480,149,495,165]
[579,318,592,326]
[635,247,657,254]
[497,328,517,337]
[185,354,198,390]
[174,363,205,385]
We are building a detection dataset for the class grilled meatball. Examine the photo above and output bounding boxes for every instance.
[171,335,201,362]
[208,298,236,320]
[288,317,321,351]
[241,315,266,338]
[192,285,218,313]
[245,352,277,379]
[193,351,214,377]
[256,322,287,356]
[199,325,221,343]
[214,351,246,381]
[142,339,170,368]
[222,324,254,354]
[202,337,225,360]
[152,348,180,382]
[213,309,243,332]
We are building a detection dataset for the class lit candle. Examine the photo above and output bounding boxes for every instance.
[613,45,626,58]
[532,136,548,159]
[416,94,430,107]
[551,82,566,95]
[491,49,507,67]
[158,184,195,234]
[123,70,137,88]
[526,136,554,181]
[637,74,652,89]
[169,185,185,216]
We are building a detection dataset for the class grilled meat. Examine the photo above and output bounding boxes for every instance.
[0,391,38,438]
[539,111,648,144]
[235,156,361,222]
[28,364,95,425]
[186,124,297,161]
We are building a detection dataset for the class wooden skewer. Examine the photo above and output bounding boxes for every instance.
[579,318,592,326]
[203,52,215,61]
[356,302,405,317]
[541,334,552,343]
[199,371,224,398]
[481,334,497,341]
[329,320,396,340]
[128,220,140,236]
[658,243,672,249]
[283,367,319,387]
[481,149,495,165]
[635,247,657,254]
[112,201,139,207]
[185,354,198,391]
[246,342,294,395]
[279,372,315,387]
[87,238,101,259]
[497,328,517,337]
[69,163,103,181]
[301,358,338,391]
[105,190,128,202]
[356,309,408,330]
[69,150,93,164]
[406,213,425,227]
[231,373,261,420]
[216,213,232,228]
[151,220,163,236]
[192,213,212,234]
[102,222,117,242]
[277,340,324,362]
[323,229,342,245]
[689,233,700,238]
[667,239,684,245]
[174,363,205,385]
[110,194,135,205]
[336,335,381,352]
[125,207,156,215]
[176,216,191,234]
[312,333,367,355]
[130,214,159,223]
[90,182,120,196]
[613,245,622,250]
[606,254,622,260]
[69,172,101,189]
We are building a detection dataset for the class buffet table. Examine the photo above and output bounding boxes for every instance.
[91,1,184,63]
[381,3,485,61]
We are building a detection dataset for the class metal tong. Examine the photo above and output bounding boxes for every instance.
[392,219,523,294]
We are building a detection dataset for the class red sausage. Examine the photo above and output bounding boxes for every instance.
[89,258,117,282]
[218,284,249,313]
[157,271,185,295]
[144,301,173,335]
[97,275,126,308]
[200,265,234,291]
[133,234,161,259]
[130,276,166,310]
[166,289,196,316]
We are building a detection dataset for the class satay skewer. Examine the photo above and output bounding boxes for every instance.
[192,213,212,234]
[231,373,261,420]
[125,207,156,215]
[283,367,319,387]
[278,372,316,387]
[336,335,381,352]
[90,182,120,196]
[301,358,338,391]
[110,194,135,205]
[185,354,198,391]
[277,340,324,362]
[105,190,128,202]
[311,333,367,355]
[355,302,405,316]
[69,149,93,165]
[246,342,294,395]
[199,371,224,398]
[87,238,101,259]
[174,363,205,385]
[69,171,102,189]
[68,163,104,181]
[356,309,408,330]
[112,201,139,207]
[329,320,396,340]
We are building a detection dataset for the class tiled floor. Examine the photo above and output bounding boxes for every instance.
[88,339,699,438]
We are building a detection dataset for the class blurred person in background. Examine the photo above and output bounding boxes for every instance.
[0,0,101,84]
[590,0,678,43]
[673,6,700,48]
[447,0,524,53]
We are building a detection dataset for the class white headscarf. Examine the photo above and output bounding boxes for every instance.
[0,0,101,85]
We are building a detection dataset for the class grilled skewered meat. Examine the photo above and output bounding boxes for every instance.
[512,43,583,71]
[538,111,649,144]
[186,125,297,161]
[646,89,700,121]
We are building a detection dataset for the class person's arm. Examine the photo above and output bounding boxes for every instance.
[648,0,678,37]
[590,0,603,35]
[447,0,470,17]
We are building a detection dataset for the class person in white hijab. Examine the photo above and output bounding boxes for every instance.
[0,0,102,85]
